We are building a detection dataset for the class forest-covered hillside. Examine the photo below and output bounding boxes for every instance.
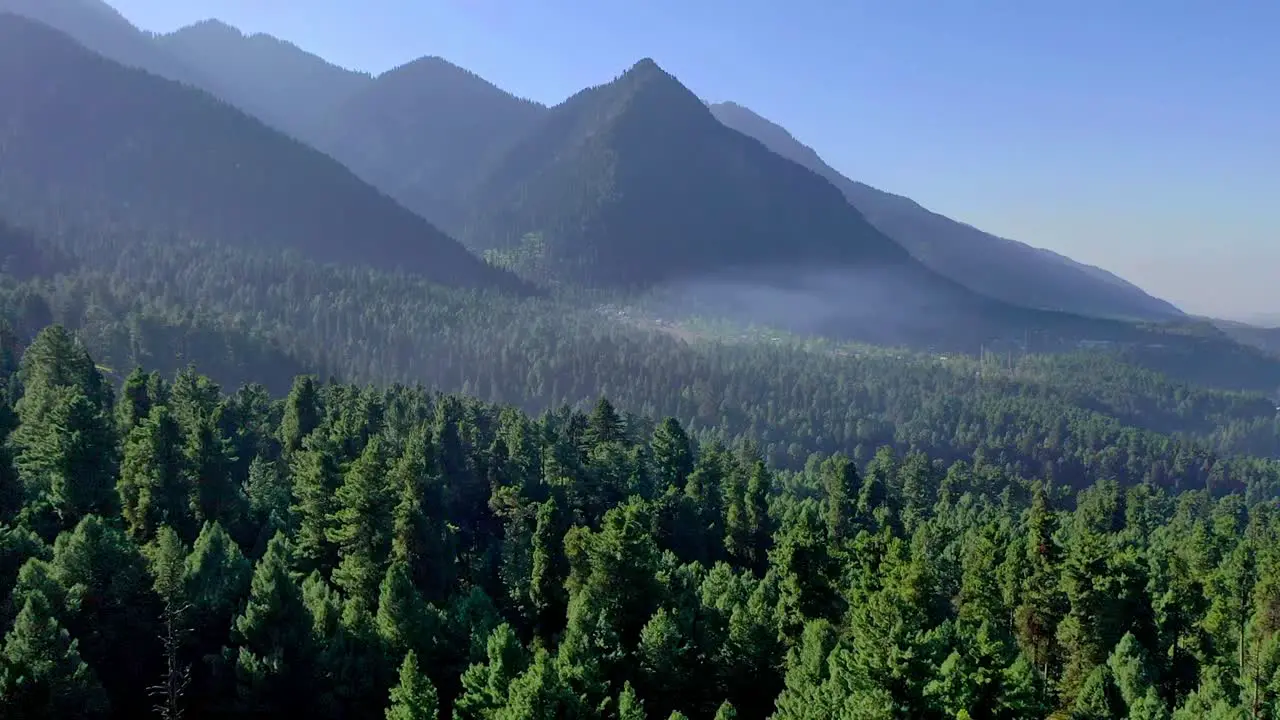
[4,233,1280,495]
[0,14,522,293]
[3,326,1280,719]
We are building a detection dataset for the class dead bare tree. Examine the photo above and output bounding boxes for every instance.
[149,600,193,720]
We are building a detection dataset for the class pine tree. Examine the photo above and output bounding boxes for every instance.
[12,385,118,534]
[376,560,435,661]
[386,651,439,720]
[279,376,322,457]
[231,532,315,715]
[244,455,291,533]
[714,700,738,720]
[185,409,241,534]
[529,497,567,641]
[146,526,193,720]
[1107,633,1169,720]
[331,434,394,603]
[495,648,580,720]
[819,454,860,542]
[387,426,453,603]
[16,325,112,413]
[454,624,529,720]
[618,681,647,720]
[184,521,252,660]
[651,417,694,492]
[1014,483,1065,684]
[290,433,343,574]
[49,514,160,718]
[0,592,109,718]
[117,367,163,436]
[118,405,192,541]
[585,397,625,447]
[1070,665,1119,720]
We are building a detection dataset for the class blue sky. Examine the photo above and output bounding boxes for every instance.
[110,0,1277,319]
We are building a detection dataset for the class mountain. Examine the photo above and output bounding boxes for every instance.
[461,60,916,286]
[708,101,1185,322]
[312,56,548,235]
[156,20,372,141]
[0,14,522,292]
[1213,319,1280,359]
[439,59,1186,349]
[154,24,548,236]
[0,0,209,86]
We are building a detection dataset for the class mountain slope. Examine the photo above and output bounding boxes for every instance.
[313,56,548,234]
[0,0,209,86]
[709,101,1184,322]
[156,19,372,141]
[447,60,1184,350]
[462,60,917,286]
[0,14,522,292]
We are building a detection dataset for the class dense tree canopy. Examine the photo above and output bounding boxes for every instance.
[0,330,1279,718]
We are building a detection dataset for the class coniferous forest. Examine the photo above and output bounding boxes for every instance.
[3,4,1280,719]
[3,324,1280,720]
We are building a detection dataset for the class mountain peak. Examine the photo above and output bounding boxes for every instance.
[620,57,682,88]
[175,18,243,39]
[628,57,663,74]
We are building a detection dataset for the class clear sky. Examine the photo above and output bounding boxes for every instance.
[108,0,1277,319]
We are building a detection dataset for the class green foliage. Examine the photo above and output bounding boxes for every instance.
[0,592,108,718]
[386,650,439,720]
[1,329,1280,720]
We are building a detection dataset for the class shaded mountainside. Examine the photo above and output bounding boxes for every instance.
[449,60,1175,350]
[0,0,211,87]
[0,221,76,280]
[156,19,373,141]
[1214,319,1280,360]
[312,56,548,235]
[709,101,1185,322]
[155,21,548,235]
[0,14,524,292]
[461,59,916,285]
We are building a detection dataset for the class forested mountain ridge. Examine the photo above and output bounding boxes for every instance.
[6,4,1189,329]
[708,101,1185,322]
[310,56,549,236]
[458,58,915,286]
[0,0,208,86]
[155,19,374,141]
[0,15,525,293]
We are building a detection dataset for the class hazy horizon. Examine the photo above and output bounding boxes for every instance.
[107,0,1279,319]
